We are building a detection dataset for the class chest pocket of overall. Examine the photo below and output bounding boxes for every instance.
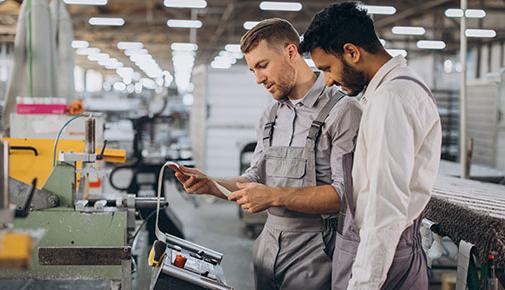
[264,150,307,188]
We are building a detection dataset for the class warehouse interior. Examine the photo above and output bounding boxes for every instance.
[1,0,505,289]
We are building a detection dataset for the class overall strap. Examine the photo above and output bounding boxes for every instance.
[390,76,436,103]
[305,90,346,151]
[262,102,280,148]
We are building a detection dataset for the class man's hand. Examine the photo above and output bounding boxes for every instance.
[228,182,278,213]
[172,165,221,196]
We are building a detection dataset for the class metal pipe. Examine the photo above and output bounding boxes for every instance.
[133,198,169,208]
[460,0,468,179]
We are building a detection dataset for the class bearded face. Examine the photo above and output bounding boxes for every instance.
[245,40,298,101]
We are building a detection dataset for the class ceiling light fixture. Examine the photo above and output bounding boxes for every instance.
[117,42,143,50]
[259,1,302,11]
[64,0,107,5]
[71,40,89,48]
[163,0,207,8]
[214,56,236,65]
[124,48,149,56]
[225,44,241,53]
[88,53,110,61]
[465,29,496,38]
[171,42,198,51]
[75,47,100,55]
[416,40,446,49]
[243,21,260,30]
[445,8,486,18]
[167,19,202,28]
[211,61,232,69]
[362,5,396,15]
[392,26,426,35]
[89,17,125,26]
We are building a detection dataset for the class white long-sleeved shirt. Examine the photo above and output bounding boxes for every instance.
[347,56,442,290]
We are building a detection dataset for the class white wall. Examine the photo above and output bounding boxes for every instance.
[191,65,271,177]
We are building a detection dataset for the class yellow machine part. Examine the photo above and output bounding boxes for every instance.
[3,138,126,189]
[0,232,32,269]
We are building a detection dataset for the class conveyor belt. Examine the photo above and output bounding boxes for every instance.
[424,175,505,272]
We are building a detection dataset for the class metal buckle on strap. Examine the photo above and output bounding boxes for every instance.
[263,122,275,141]
[307,121,324,141]
[311,120,324,129]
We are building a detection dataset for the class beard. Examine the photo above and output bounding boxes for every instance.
[341,58,367,96]
[269,61,296,100]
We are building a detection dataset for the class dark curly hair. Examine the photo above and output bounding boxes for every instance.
[299,2,382,55]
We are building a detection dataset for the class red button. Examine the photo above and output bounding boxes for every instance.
[173,255,187,268]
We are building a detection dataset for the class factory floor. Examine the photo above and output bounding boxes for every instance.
[162,181,256,290]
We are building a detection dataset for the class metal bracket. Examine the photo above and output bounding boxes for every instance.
[39,247,131,265]
[9,178,59,210]
[59,152,97,163]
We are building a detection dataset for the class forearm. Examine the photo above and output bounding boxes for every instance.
[212,176,251,199]
[273,185,341,214]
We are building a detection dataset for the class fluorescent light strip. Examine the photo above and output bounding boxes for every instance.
[89,17,125,26]
[386,49,407,57]
[117,42,143,50]
[243,21,260,30]
[379,38,386,46]
[167,19,202,28]
[113,82,126,91]
[445,8,486,18]
[124,49,149,56]
[76,47,100,55]
[416,40,446,49]
[100,61,123,68]
[71,40,89,49]
[164,0,207,8]
[130,55,153,62]
[106,64,123,70]
[214,56,236,65]
[259,1,302,11]
[171,42,198,51]
[88,53,110,61]
[211,61,231,69]
[225,44,241,53]
[465,29,496,38]
[392,26,425,35]
[363,5,396,15]
[64,0,106,5]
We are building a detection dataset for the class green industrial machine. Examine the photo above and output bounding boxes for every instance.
[0,117,166,290]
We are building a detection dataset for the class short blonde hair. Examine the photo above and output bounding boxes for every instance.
[240,18,300,54]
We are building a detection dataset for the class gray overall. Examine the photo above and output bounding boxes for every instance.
[252,90,345,290]
[331,76,433,290]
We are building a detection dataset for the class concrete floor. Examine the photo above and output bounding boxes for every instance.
[163,181,256,290]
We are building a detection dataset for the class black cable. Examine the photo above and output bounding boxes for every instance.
[108,160,138,191]
[130,209,158,245]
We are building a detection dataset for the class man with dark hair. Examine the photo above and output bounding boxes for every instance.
[300,2,441,290]
[173,18,361,290]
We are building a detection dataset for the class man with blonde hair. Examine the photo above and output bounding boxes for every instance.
[174,18,361,290]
